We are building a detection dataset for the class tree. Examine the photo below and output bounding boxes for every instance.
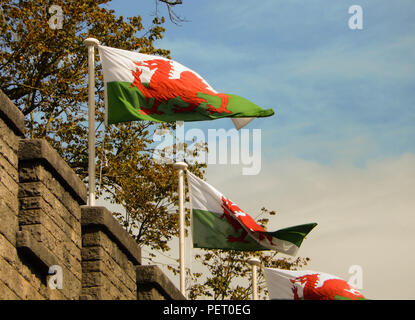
[156,0,187,25]
[0,0,205,253]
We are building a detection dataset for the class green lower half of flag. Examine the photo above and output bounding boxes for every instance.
[334,296,368,300]
[266,223,318,248]
[192,209,267,251]
[106,81,274,124]
[192,209,316,252]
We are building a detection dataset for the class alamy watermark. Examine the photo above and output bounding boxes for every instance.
[348,5,363,30]
[153,121,262,175]
[348,264,363,290]
[48,265,63,290]
[48,5,64,30]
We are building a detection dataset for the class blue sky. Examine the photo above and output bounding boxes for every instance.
[103,1,415,299]
[107,0,415,167]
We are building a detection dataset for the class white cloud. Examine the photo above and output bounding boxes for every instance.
[205,153,415,299]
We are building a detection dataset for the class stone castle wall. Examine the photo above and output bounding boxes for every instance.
[0,90,184,300]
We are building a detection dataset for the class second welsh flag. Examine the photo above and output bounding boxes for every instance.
[98,45,274,126]
[187,171,317,256]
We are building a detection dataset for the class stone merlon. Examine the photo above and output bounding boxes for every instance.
[81,206,142,265]
[0,90,25,137]
[136,265,186,300]
[19,139,87,205]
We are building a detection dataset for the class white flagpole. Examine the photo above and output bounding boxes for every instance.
[84,38,100,206]
[173,161,188,298]
[248,257,261,300]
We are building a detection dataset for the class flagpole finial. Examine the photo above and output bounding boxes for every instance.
[84,37,100,47]
[173,161,188,171]
[248,257,261,267]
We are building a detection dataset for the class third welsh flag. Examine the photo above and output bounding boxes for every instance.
[264,268,366,300]
[98,45,274,126]
[187,171,317,256]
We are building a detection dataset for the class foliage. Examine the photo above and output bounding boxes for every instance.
[0,0,206,253]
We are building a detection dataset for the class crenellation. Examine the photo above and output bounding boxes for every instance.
[81,207,139,300]
[0,89,183,300]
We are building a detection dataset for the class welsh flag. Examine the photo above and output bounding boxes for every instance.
[98,45,274,127]
[264,268,367,300]
[187,171,317,256]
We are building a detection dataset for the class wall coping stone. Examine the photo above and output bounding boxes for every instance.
[19,139,87,205]
[136,265,185,300]
[16,230,58,274]
[81,206,141,265]
[0,89,25,136]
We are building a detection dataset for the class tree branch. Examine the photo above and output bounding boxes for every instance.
[158,0,183,5]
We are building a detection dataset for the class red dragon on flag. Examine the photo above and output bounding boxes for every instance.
[265,268,367,300]
[130,59,231,116]
[220,196,275,246]
[290,273,366,300]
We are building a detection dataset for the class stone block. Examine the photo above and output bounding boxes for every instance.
[136,265,185,300]
[0,280,20,299]
[0,199,18,245]
[0,255,44,300]
[18,139,87,205]
[0,137,19,170]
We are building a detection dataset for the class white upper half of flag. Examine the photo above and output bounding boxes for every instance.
[98,45,216,92]
[263,268,366,300]
[187,170,223,214]
[264,268,297,300]
[264,268,344,300]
